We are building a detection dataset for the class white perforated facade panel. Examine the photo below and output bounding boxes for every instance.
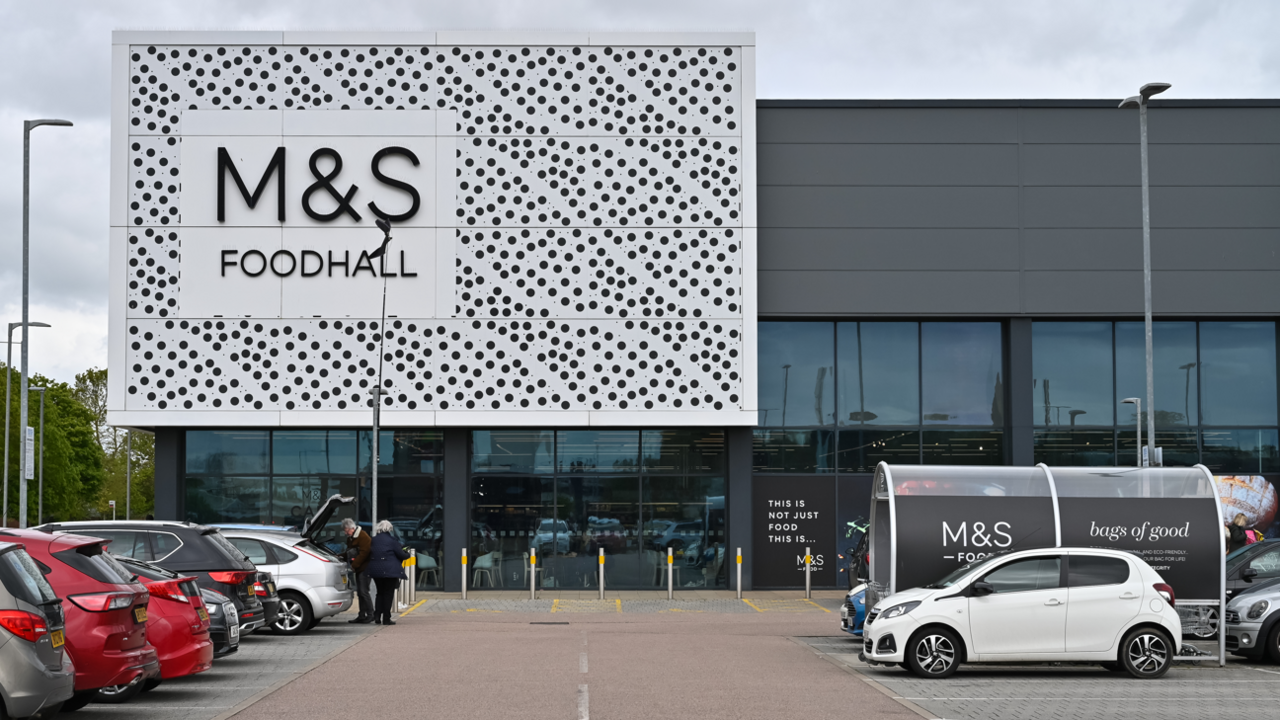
[108,31,757,428]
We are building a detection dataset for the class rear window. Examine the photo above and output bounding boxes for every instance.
[298,540,341,563]
[0,548,58,605]
[204,530,253,566]
[1068,555,1131,587]
[151,532,183,560]
[53,545,136,585]
[272,546,299,564]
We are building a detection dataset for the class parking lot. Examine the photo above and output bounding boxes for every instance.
[69,616,376,720]
[800,634,1280,720]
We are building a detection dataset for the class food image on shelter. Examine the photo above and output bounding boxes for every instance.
[1214,475,1278,536]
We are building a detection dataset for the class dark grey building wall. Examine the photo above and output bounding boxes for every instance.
[757,100,1280,317]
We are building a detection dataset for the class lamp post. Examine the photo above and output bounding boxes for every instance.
[1122,397,1143,466]
[125,430,132,521]
[1179,362,1197,427]
[4,321,50,528]
[28,387,44,523]
[367,218,393,531]
[1119,84,1170,467]
[21,118,73,528]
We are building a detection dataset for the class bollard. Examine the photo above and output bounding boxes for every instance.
[461,548,468,600]
[598,547,605,600]
[667,546,674,600]
[530,547,537,600]
[736,547,743,600]
[804,546,812,600]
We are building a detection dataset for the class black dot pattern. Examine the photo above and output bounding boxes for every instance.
[123,39,747,416]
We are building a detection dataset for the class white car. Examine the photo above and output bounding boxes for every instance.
[862,547,1182,679]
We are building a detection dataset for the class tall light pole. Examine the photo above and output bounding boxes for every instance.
[1119,84,1169,467]
[4,321,50,528]
[21,118,73,528]
[29,387,44,523]
[125,430,132,521]
[1122,397,1143,466]
[368,218,393,531]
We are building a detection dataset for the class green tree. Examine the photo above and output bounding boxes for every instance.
[73,368,154,520]
[2,367,107,525]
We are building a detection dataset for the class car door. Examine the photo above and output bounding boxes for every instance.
[967,555,1066,655]
[1064,553,1142,652]
[1244,545,1280,583]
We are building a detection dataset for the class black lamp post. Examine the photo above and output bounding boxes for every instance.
[368,218,392,530]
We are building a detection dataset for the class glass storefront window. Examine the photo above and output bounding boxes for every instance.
[752,430,836,473]
[1199,322,1278,426]
[643,477,727,588]
[1117,429,1199,467]
[1201,429,1280,474]
[922,429,1003,465]
[1033,430,1116,466]
[1116,321,1199,427]
[186,431,269,475]
[837,322,919,426]
[757,322,835,426]
[922,323,1004,426]
[359,431,444,474]
[641,430,725,475]
[470,476,555,589]
[184,476,269,524]
[557,431,640,473]
[836,430,920,472]
[272,431,357,475]
[1033,322,1113,427]
[471,430,554,474]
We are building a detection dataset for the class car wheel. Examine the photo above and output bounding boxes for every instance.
[1120,627,1173,679]
[308,614,323,630]
[1190,607,1219,639]
[272,592,314,635]
[906,628,961,679]
[92,678,146,704]
[1267,623,1280,664]
[59,692,95,712]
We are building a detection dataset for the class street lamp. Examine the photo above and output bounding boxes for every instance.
[1119,84,1169,467]
[1122,397,1143,466]
[20,118,72,528]
[28,387,44,523]
[367,217,393,530]
[1069,410,1087,427]
[3,321,50,528]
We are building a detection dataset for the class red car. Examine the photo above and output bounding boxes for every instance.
[1,529,160,710]
[113,555,213,686]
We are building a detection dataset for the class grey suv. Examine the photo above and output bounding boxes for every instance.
[0,540,75,718]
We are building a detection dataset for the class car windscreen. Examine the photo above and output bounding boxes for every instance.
[53,544,137,585]
[0,548,58,605]
[921,553,1008,589]
[1227,542,1272,570]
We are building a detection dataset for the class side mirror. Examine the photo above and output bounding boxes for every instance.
[1242,567,1259,582]
[972,580,995,596]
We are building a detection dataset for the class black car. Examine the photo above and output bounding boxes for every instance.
[1227,539,1280,600]
[36,521,266,634]
[199,588,240,657]
[253,570,281,629]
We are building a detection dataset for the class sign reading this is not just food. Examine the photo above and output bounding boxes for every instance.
[178,110,454,319]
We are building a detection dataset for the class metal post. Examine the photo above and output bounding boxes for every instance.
[530,547,536,600]
[370,388,380,529]
[3,328,14,528]
[805,546,812,600]
[461,548,467,600]
[667,546,674,600]
[36,390,43,523]
[125,429,131,521]
[1138,100,1157,466]
[736,547,743,600]
[598,547,605,600]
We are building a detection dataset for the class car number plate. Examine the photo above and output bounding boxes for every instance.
[134,607,148,623]
[197,607,209,621]
[50,629,64,648]
[268,582,276,594]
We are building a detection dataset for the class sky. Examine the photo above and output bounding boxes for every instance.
[0,0,1276,384]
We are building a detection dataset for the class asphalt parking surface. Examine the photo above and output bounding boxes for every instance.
[68,615,376,720]
[801,634,1280,720]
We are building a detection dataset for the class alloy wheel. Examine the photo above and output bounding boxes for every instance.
[915,634,956,675]
[275,597,305,632]
[1191,607,1219,639]
[1126,632,1169,675]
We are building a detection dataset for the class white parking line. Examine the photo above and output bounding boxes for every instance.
[580,651,589,673]
[577,684,590,720]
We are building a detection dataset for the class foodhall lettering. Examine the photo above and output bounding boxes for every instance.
[217,146,422,223]
[220,249,418,279]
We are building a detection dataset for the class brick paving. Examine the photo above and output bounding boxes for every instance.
[417,593,842,614]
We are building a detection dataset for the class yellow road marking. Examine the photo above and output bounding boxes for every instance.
[616,598,622,613]
[743,598,764,613]
[805,599,832,613]
[551,599,561,613]
[399,599,426,617]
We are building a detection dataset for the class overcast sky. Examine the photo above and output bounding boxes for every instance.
[1,0,1276,384]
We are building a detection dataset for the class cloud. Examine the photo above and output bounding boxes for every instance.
[0,0,1275,384]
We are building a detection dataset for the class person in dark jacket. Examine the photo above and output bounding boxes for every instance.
[344,518,374,623]
[366,520,411,625]
[1227,513,1250,554]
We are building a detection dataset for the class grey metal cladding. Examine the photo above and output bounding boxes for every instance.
[1023,229,1143,270]
[1023,271,1144,314]
[1023,187,1142,228]
[1023,144,1280,186]
[756,108,1018,144]
[760,187,1019,228]
[1150,229,1280,270]
[758,229,1020,271]
[1020,109,1136,144]
[758,270,1020,315]
[1149,108,1280,144]
[1150,271,1280,314]
[1152,188,1280,228]
[758,144,1018,186]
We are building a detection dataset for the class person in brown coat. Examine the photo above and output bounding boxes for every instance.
[343,518,373,623]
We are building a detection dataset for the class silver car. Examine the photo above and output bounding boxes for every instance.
[0,540,75,718]
[216,494,355,635]
[1225,576,1280,662]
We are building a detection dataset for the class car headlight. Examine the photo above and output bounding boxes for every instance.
[880,601,921,619]
[1247,600,1271,621]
